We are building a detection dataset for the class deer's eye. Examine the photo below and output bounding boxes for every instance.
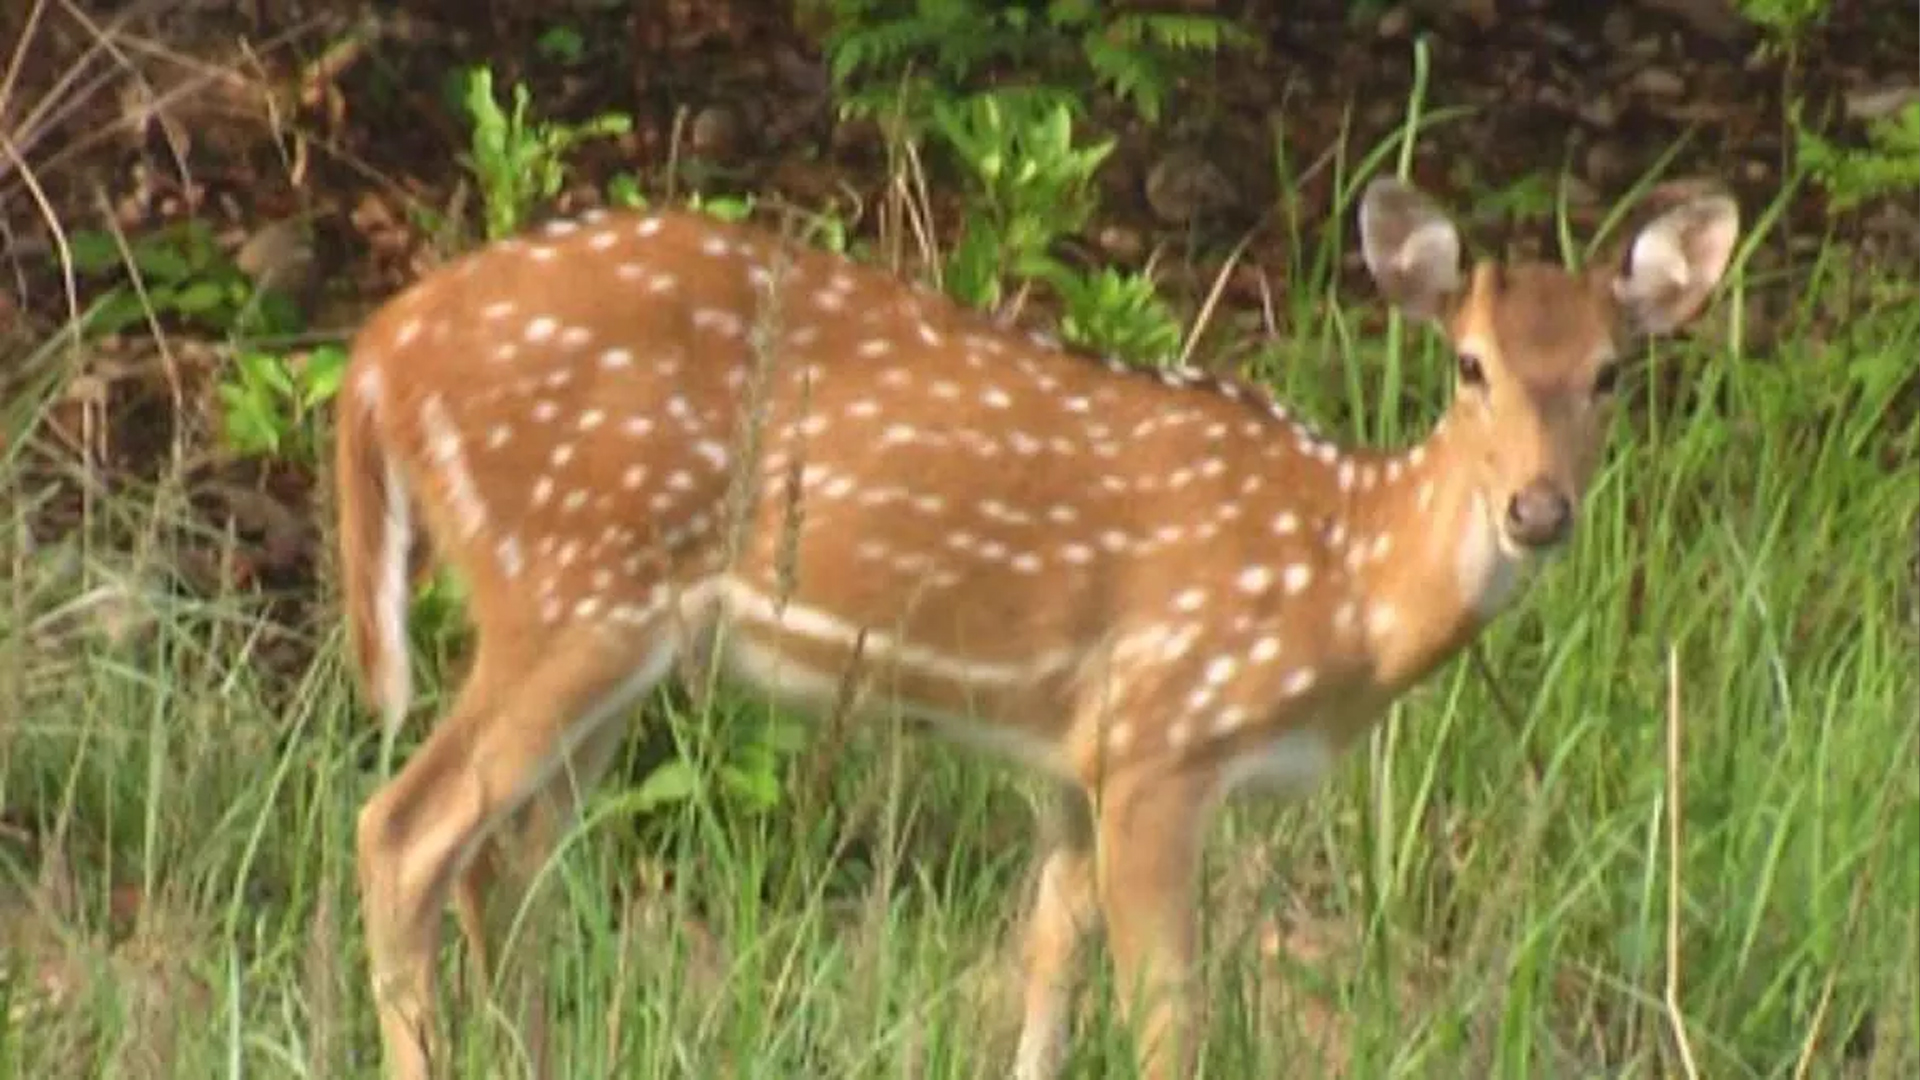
[1593,361,1621,396]
[1457,351,1486,387]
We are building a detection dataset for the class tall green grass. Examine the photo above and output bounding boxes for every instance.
[2,197,1914,1080]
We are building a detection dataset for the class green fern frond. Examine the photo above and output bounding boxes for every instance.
[1110,13,1254,52]
[1081,37,1173,123]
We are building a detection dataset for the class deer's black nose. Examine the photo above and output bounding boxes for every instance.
[1505,479,1572,549]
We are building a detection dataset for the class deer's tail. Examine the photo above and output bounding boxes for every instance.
[334,364,414,738]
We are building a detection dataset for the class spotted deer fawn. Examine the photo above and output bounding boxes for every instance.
[336,176,1737,1078]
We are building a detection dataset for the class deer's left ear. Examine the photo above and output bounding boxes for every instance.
[1360,177,1463,323]
[1611,181,1740,337]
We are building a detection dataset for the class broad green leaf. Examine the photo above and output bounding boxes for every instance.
[67,231,124,274]
[129,239,193,282]
[171,280,229,316]
[301,345,350,408]
[82,289,149,336]
[633,760,700,810]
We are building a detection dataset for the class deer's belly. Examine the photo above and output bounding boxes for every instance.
[1214,726,1339,802]
[708,579,1076,778]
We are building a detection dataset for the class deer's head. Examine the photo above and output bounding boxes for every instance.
[1360,177,1739,556]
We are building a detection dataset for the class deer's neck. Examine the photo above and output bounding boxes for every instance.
[1339,407,1535,692]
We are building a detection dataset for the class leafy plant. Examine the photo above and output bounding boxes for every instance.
[605,171,647,209]
[932,88,1181,364]
[685,191,756,223]
[535,24,588,66]
[1796,101,1920,211]
[1049,266,1183,365]
[403,566,476,711]
[216,344,346,461]
[63,221,333,462]
[68,222,301,340]
[932,91,1114,310]
[631,709,811,817]
[593,182,758,224]
[798,210,853,255]
[1733,0,1829,41]
[1467,172,1559,222]
[457,66,632,240]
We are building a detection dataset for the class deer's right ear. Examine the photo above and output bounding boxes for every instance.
[1610,181,1740,338]
[1360,178,1463,323]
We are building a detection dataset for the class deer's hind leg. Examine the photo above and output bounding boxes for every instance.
[450,710,630,1077]
[357,618,678,1080]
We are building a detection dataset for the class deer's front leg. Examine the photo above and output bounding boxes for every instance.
[1014,786,1100,1080]
[1096,769,1208,1080]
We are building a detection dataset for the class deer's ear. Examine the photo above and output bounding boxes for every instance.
[1360,177,1462,323]
[1611,181,1740,337]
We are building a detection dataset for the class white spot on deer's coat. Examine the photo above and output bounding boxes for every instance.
[1282,564,1312,595]
[1281,669,1317,697]
[420,393,488,540]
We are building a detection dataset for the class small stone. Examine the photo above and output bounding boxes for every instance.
[1576,92,1621,129]
[829,115,883,156]
[1601,8,1635,50]
[1845,86,1920,123]
[1640,0,1750,45]
[1628,67,1687,99]
[1583,141,1629,187]
[1144,149,1238,227]
[234,218,316,297]
[1096,225,1145,261]
[1545,176,1596,209]
[689,104,744,160]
